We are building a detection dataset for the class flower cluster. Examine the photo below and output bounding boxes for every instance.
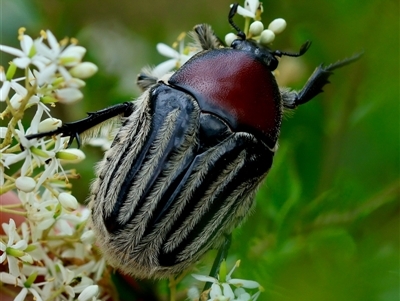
[153,0,287,79]
[0,28,106,301]
[189,260,263,301]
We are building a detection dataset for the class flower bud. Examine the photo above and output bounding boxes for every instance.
[249,21,264,36]
[15,176,36,192]
[259,29,275,45]
[80,230,96,245]
[55,88,83,104]
[225,33,237,47]
[41,95,58,104]
[268,18,287,34]
[69,62,98,79]
[56,149,86,163]
[58,192,78,211]
[38,118,62,133]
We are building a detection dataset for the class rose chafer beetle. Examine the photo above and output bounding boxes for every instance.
[27,4,361,279]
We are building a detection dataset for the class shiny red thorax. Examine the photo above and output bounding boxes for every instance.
[168,48,282,146]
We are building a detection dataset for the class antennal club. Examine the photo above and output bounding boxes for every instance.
[229,3,246,40]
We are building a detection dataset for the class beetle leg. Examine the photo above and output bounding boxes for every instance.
[282,52,363,109]
[203,234,232,292]
[26,102,134,148]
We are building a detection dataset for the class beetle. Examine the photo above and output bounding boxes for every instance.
[27,4,361,279]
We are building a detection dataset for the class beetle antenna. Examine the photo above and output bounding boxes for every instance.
[273,40,312,57]
[229,3,246,40]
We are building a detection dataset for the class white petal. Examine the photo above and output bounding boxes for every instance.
[187,287,200,300]
[80,230,96,245]
[233,5,255,18]
[37,63,57,85]
[0,252,6,263]
[12,239,27,250]
[10,81,27,97]
[0,271,18,284]
[65,285,75,297]
[222,283,235,299]
[0,69,5,81]
[0,45,25,57]
[156,43,179,58]
[8,256,21,276]
[13,57,31,69]
[28,288,43,301]
[34,40,55,60]
[0,80,11,101]
[228,278,260,289]
[46,30,60,53]
[152,59,177,77]
[210,283,222,298]
[14,288,28,301]
[20,35,34,54]
[192,273,218,283]
[61,45,86,64]
[77,285,99,301]
[244,0,260,14]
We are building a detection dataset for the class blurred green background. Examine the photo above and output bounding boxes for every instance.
[1,0,398,300]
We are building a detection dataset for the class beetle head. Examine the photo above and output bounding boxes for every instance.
[229,3,311,71]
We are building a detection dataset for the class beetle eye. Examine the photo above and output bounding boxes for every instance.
[268,57,279,71]
[231,39,241,49]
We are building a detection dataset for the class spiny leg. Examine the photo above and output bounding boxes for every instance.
[26,102,134,147]
[282,52,363,109]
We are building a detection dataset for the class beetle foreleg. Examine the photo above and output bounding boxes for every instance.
[282,52,363,109]
[26,102,134,147]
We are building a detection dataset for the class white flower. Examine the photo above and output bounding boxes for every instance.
[0,66,26,102]
[0,272,44,301]
[233,0,261,19]
[0,219,33,277]
[0,28,40,69]
[34,30,86,85]
[153,39,194,77]
[192,260,263,301]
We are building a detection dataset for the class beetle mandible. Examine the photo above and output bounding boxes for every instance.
[27,3,361,279]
